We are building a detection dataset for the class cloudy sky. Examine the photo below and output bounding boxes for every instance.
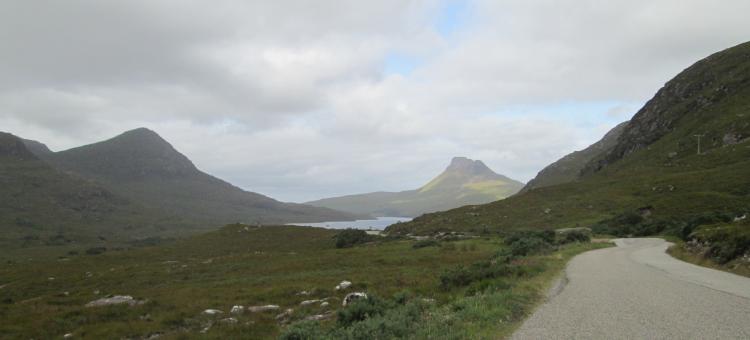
[2,1,749,202]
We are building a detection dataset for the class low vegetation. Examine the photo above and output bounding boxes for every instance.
[0,224,609,339]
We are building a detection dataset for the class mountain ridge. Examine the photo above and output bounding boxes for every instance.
[307,157,524,217]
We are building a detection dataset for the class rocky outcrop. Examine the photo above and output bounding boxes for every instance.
[583,41,750,174]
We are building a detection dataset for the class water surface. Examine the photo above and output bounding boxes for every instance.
[290,216,412,230]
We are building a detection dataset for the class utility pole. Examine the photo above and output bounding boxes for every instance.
[693,134,704,155]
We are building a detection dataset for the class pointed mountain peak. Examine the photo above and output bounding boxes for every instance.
[445,157,495,176]
[55,128,198,180]
[0,132,37,160]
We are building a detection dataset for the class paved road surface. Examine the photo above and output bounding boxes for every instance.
[512,238,750,339]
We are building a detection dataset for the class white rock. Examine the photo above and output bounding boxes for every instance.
[202,309,224,315]
[220,317,238,324]
[247,305,280,313]
[320,301,329,307]
[335,280,352,290]
[86,295,143,307]
[63,333,74,338]
[230,305,244,314]
[300,299,320,306]
[342,292,368,306]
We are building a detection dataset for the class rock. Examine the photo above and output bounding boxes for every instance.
[86,295,144,307]
[275,308,294,323]
[304,312,334,321]
[230,305,244,314]
[543,208,552,214]
[296,290,311,296]
[220,317,238,324]
[247,305,280,313]
[723,132,742,145]
[202,309,224,315]
[735,214,747,222]
[335,280,352,290]
[342,292,368,306]
[320,301,329,308]
[63,333,74,338]
[300,299,321,306]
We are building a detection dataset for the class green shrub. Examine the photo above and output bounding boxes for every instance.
[503,230,554,246]
[337,295,392,327]
[439,261,515,290]
[335,229,373,248]
[85,247,107,255]
[509,237,550,257]
[560,230,591,244]
[412,239,440,249]
[280,320,326,340]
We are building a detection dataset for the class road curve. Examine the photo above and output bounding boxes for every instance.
[512,238,750,339]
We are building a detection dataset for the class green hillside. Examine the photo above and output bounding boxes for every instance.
[519,122,627,193]
[0,132,172,250]
[388,41,750,236]
[37,128,360,228]
[307,157,524,217]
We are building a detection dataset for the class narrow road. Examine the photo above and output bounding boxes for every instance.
[512,238,750,339]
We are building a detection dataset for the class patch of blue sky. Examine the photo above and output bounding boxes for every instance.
[489,100,638,127]
[435,0,472,37]
[384,52,420,76]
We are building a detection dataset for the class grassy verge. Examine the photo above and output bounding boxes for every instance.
[667,242,750,278]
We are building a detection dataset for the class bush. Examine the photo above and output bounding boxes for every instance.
[280,320,326,340]
[439,261,515,290]
[412,239,440,249]
[85,247,107,255]
[560,230,591,244]
[335,229,373,248]
[509,237,550,257]
[337,295,392,327]
[503,230,554,246]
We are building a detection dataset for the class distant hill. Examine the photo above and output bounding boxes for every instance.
[307,157,524,217]
[388,41,750,235]
[33,128,360,228]
[520,122,627,193]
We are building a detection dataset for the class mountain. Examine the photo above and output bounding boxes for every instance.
[34,128,360,228]
[388,41,750,235]
[0,132,160,247]
[307,157,524,217]
[520,122,627,193]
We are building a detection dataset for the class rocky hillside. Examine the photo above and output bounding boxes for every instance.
[388,41,750,235]
[520,122,627,193]
[307,157,523,217]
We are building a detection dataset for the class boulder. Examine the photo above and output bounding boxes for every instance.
[202,309,224,315]
[247,305,280,313]
[86,295,144,307]
[220,317,238,324]
[275,308,294,323]
[300,299,321,306]
[335,280,352,290]
[320,301,330,308]
[342,292,368,306]
[304,312,334,321]
[230,305,244,314]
